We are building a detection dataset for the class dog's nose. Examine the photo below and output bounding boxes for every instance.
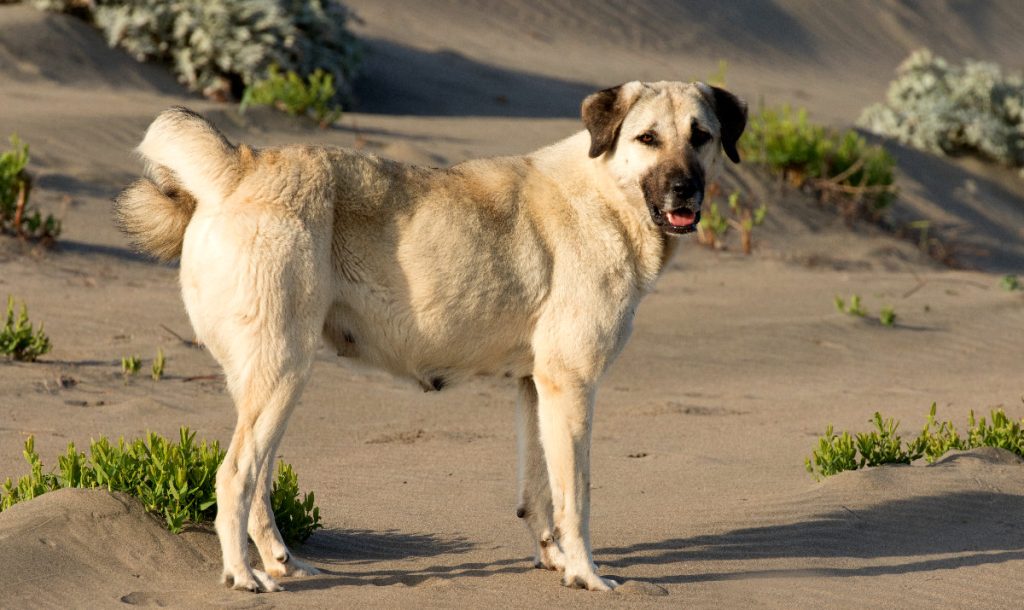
[671,179,703,207]
[671,179,698,198]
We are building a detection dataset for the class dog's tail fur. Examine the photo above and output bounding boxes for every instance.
[114,107,240,261]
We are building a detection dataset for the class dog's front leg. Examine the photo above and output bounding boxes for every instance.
[516,376,568,571]
[533,372,617,591]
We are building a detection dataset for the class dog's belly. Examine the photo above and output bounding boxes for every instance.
[323,297,535,390]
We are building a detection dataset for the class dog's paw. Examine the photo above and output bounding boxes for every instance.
[534,541,568,572]
[562,568,619,592]
[221,567,283,593]
[532,532,568,571]
[264,552,320,578]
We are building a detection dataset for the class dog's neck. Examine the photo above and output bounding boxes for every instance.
[529,131,676,292]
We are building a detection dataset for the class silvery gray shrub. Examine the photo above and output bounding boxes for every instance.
[858,49,1024,175]
[32,0,361,101]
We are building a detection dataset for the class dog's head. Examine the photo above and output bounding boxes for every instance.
[582,81,747,234]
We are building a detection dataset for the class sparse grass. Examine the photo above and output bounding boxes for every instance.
[835,294,897,326]
[879,306,896,327]
[1,296,51,362]
[1001,275,1021,291]
[805,403,1024,479]
[121,355,141,377]
[0,135,61,243]
[0,428,322,543]
[151,348,165,381]
[241,65,343,128]
[834,294,868,317]
[741,105,896,222]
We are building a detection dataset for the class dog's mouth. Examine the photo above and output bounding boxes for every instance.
[649,205,701,235]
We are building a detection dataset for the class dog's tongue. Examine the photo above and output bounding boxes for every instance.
[666,209,697,228]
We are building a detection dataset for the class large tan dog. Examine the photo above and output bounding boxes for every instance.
[115,80,746,593]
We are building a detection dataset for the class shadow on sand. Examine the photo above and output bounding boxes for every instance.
[594,490,1024,584]
[350,38,597,118]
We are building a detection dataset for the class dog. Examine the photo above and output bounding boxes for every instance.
[115,80,746,593]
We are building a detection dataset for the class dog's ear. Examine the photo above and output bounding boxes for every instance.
[582,82,642,158]
[708,85,748,164]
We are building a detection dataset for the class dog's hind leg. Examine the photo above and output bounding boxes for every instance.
[186,226,330,593]
[215,353,315,593]
[247,449,320,578]
[515,376,568,572]
[533,371,618,592]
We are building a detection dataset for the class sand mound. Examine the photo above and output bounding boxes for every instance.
[0,4,180,94]
[0,489,228,607]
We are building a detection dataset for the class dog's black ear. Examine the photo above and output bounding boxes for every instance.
[709,86,748,164]
[582,84,637,158]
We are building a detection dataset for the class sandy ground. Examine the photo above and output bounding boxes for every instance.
[1,2,1022,607]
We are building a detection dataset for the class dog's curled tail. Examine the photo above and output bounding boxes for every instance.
[115,107,239,261]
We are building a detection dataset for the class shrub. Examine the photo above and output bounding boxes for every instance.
[270,461,321,545]
[0,135,61,242]
[742,106,897,220]
[805,404,1024,479]
[241,65,343,127]
[1,296,51,362]
[32,0,361,102]
[0,428,322,542]
[858,49,1024,174]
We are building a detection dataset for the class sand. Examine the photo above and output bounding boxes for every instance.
[1,1,1022,607]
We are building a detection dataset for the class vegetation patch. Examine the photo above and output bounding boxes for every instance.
[1,296,51,362]
[32,0,361,104]
[741,105,897,223]
[241,65,343,127]
[859,49,1024,176]
[806,404,1024,480]
[1,428,321,544]
[1,135,61,243]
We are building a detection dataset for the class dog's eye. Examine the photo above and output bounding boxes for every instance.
[636,132,658,146]
[690,127,712,147]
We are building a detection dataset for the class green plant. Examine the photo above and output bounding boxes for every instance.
[879,306,896,327]
[834,294,868,317]
[0,135,61,242]
[1,428,321,543]
[241,65,342,127]
[34,0,361,102]
[741,105,896,220]
[1,296,51,362]
[696,199,729,249]
[806,403,1024,479]
[121,355,141,376]
[1001,275,1021,291]
[270,461,322,545]
[726,192,767,255]
[151,348,165,380]
[697,189,766,254]
[859,49,1024,174]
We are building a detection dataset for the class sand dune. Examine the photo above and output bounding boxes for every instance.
[1,1,1022,607]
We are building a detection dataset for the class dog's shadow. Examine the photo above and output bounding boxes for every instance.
[283,528,531,591]
[593,490,1024,584]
